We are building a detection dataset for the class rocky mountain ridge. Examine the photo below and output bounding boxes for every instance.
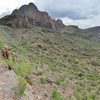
[0,3,64,31]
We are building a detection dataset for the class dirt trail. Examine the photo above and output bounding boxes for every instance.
[0,66,35,100]
[0,66,17,100]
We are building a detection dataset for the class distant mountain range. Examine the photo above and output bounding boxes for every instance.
[0,2,100,39]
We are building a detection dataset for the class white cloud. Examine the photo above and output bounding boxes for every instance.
[35,0,100,19]
[0,0,35,17]
[62,14,100,29]
[34,0,100,28]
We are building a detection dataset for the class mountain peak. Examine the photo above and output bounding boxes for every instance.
[12,2,38,16]
[0,3,64,31]
[28,2,37,8]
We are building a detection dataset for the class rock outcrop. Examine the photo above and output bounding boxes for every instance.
[0,3,64,31]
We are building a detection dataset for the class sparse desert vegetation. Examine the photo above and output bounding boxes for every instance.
[0,2,100,100]
[0,25,100,99]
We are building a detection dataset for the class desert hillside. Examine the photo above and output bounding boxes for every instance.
[0,2,100,100]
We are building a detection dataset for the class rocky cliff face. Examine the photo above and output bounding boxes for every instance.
[0,3,64,31]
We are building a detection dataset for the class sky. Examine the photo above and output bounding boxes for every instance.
[0,0,100,29]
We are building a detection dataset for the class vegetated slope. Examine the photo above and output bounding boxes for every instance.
[63,25,100,41]
[0,25,100,99]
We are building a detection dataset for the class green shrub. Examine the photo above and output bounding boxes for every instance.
[51,90,63,100]
[13,61,33,77]
[55,76,65,85]
[91,81,97,87]
[55,79,61,85]
[40,77,47,84]
[0,37,5,49]
[86,93,96,100]
[37,71,43,76]
[13,76,26,98]
[75,91,84,100]
[5,57,14,68]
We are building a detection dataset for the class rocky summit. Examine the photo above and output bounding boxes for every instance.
[0,3,64,31]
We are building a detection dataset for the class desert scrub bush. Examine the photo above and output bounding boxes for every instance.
[55,79,61,85]
[36,71,43,76]
[40,77,47,84]
[13,61,33,78]
[74,91,85,100]
[77,81,85,89]
[32,53,62,71]
[87,73,99,81]
[36,67,43,76]
[55,76,65,85]
[0,37,5,49]
[91,81,97,87]
[5,57,14,69]
[51,90,63,100]
[13,42,27,54]
[67,95,78,100]
[86,93,96,100]
[13,76,26,98]
[96,87,100,94]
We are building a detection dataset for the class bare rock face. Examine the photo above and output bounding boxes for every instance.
[0,3,64,31]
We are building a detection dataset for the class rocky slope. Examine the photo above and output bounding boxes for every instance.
[0,2,100,100]
[62,25,100,41]
[85,26,100,40]
[0,3,64,31]
[0,25,100,99]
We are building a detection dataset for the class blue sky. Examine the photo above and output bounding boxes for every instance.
[0,0,100,29]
